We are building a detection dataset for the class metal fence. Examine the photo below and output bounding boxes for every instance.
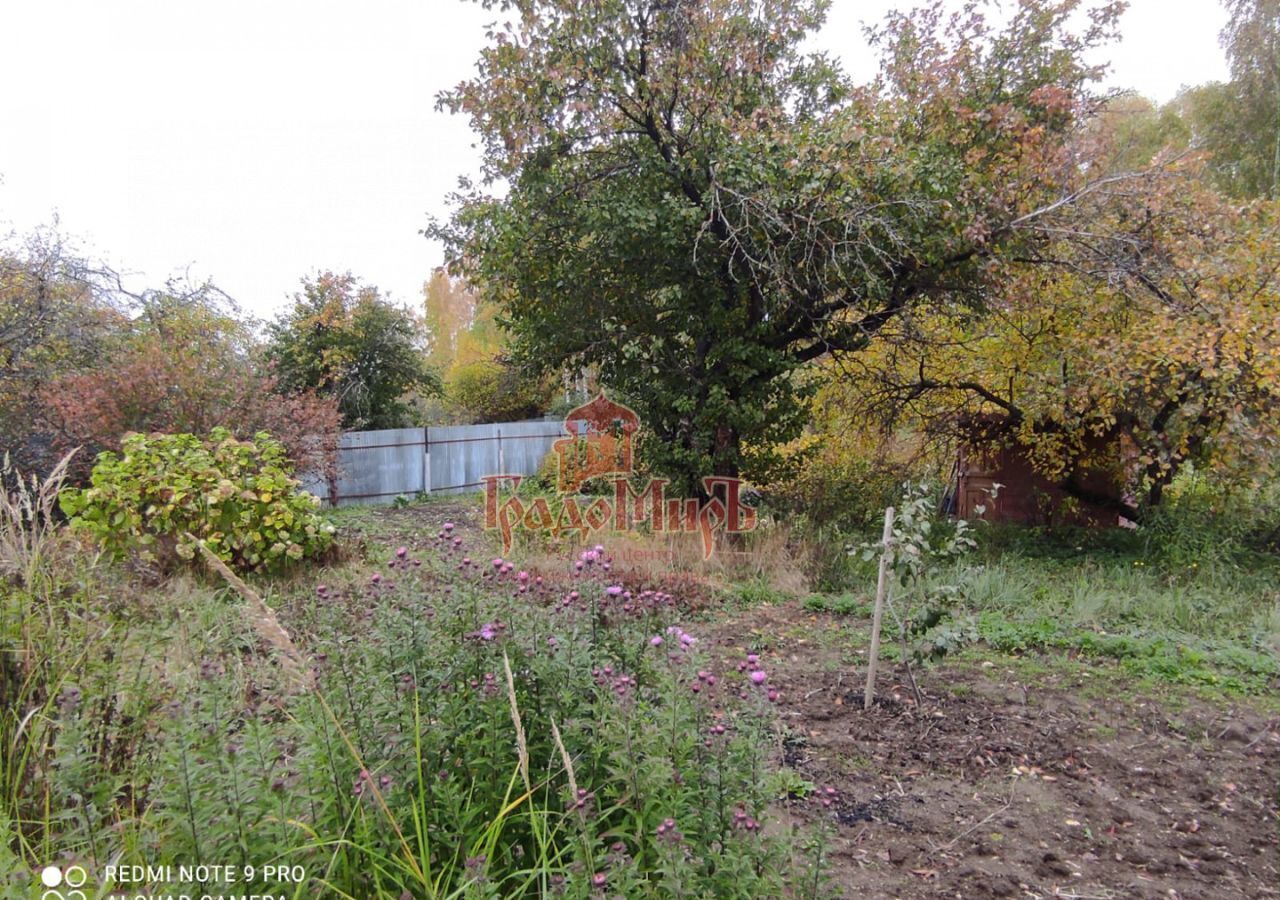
[299,420,563,507]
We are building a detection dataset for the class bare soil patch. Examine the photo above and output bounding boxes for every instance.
[706,602,1280,899]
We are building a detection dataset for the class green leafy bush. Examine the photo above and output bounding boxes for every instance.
[764,445,912,537]
[60,428,335,573]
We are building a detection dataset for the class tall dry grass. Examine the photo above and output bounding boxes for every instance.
[1,449,90,863]
[515,520,809,597]
[0,449,78,593]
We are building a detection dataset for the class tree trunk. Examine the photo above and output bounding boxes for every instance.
[712,423,741,481]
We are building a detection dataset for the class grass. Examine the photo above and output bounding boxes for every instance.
[799,516,1280,695]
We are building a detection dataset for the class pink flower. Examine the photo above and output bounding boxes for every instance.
[749,670,767,685]
[395,546,407,558]
[650,635,664,647]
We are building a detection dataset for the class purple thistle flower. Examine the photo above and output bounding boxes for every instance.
[749,670,767,685]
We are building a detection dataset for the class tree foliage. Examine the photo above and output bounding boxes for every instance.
[844,156,1280,517]
[1220,0,1279,198]
[423,268,554,423]
[266,271,439,430]
[433,0,1132,491]
[423,267,482,372]
[41,283,342,483]
[0,228,124,475]
[1139,0,1280,199]
[448,355,553,422]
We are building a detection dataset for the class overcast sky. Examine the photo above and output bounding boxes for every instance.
[0,0,1231,320]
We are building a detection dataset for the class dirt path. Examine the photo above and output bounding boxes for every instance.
[705,602,1280,899]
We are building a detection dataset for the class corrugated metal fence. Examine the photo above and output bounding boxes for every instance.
[300,419,563,507]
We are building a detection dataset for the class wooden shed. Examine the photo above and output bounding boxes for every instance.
[953,424,1132,527]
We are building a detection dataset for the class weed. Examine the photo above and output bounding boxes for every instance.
[802,593,867,616]
[5,520,823,897]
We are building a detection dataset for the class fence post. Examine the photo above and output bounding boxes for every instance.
[864,506,895,710]
[497,426,505,473]
[422,427,431,495]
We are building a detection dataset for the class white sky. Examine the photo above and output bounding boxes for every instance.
[0,0,1230,321]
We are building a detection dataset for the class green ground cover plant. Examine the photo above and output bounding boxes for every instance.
[800,478,1280,695]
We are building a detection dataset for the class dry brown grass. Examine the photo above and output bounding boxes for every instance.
[0,449,79,591]
[513,519,809,596]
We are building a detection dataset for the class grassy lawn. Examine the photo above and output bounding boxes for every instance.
[804,523,1280,697]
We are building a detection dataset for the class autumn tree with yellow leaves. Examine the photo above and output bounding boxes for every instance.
[844,156,1280,519]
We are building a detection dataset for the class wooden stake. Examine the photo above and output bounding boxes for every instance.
[864,506,895,710]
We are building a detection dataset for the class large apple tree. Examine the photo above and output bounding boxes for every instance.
[432,0,1130,491]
